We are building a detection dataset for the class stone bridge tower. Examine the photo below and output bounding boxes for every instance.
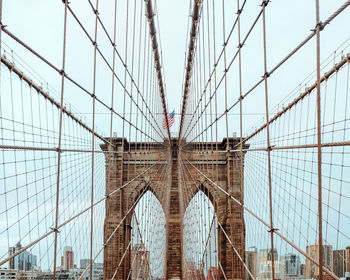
[101,137,247,280]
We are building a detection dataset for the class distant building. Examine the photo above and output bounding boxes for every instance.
[61,246,74,272]
[16,270,38,279]
[0,268,17,280]
[80,259,103,270]
[36,271,54,280]
[306,243,333,279]
[300,264,306,277]
[79,259,103,280]
[8,241,37,271]
[333,249,346,278]
[258,249,284,280]
[36,269,81,280]
[281,253,301,278]
[346,247,350,274]
[80,259,90,270]
[332,247,350,278]
[245,250,257,280]
[35,267,103,280]
[131,244,150,279]
[207,266,219,280]
[0,268,37,279]
[81,269,103,280]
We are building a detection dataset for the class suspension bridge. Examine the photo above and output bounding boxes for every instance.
[1,0,350,279]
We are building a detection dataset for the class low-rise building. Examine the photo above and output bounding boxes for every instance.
[0,268,37,280]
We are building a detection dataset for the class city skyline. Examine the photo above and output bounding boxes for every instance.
[1,0,350,278]
[5,238,350,279]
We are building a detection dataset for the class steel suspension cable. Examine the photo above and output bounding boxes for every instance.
[183,1,350,145]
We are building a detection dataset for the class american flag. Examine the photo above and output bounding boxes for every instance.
[162,110,175,129]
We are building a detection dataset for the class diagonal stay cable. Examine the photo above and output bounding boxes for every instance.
[179,156,256,280]
[78,161,168,279]
[66,4,165,140]
[183,0,350,145]
[184,158,339,280]
[83,0,166,141]
[0,27,165,144]
[0,159,164,268]
[181,0,248,140]
[87,0,165,138]
[0,56,107,144]
[241,52,350,146]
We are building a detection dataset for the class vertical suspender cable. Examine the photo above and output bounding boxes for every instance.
[315,1,324,279]
[53,1,68,279]
[90,0,99,278]
[237,0,245,277]
[261,1,276,280]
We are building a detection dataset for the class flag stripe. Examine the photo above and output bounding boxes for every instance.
[162,111,175,129]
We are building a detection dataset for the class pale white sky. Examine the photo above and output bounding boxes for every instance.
[2,0,350,137]
[1,0,350,276]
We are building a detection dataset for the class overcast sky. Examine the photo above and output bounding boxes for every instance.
[1,0,350,276]
[2,0,350,136]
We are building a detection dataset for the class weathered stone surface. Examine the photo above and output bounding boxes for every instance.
[101,138,247,280]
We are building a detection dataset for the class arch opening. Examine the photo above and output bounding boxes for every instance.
[131,190,166,279]
[183,190,218,279]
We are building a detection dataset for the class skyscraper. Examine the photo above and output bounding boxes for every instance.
[61,246,74,272]
[281,253,301,279]
[306,243,333,279]
[8,241,37,271]
[245,250,257,280]
[346,247,350,273]
[258,249,284,280]
[333,249,346,278]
